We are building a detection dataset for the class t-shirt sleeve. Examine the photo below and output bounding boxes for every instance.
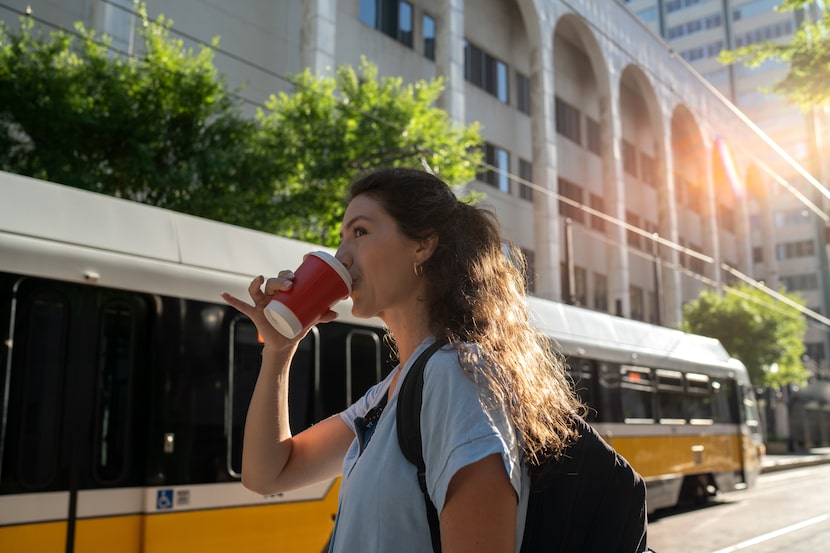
[419,347,524,514]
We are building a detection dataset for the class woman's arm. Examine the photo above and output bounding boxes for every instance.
[222,274,354,496]
[239,347,354,495]
[440,453,518,553]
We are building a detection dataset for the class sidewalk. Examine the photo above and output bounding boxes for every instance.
[761,446,830,473]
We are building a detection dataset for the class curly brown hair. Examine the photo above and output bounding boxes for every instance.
[347,167,582,465]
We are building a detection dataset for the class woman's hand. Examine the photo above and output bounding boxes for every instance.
[221,272,338,352]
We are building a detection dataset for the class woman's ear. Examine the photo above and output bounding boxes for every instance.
[415,231,439,265]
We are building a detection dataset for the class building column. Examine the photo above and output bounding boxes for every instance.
[436,0,465,122]
[301,0,337,75]
[529,40,561,301]
[605,80,630,317]
[658,109,683,327]
[703,138,723,289]
[758,179,780,289]
[735,187,754,275]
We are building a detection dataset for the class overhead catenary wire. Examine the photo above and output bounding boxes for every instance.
[2,1,828,332]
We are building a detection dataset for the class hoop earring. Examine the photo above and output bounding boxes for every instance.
[413,263,424,277]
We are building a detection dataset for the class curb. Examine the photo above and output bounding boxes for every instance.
[761,454,830,473]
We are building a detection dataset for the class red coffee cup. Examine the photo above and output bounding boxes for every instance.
[264,251,352,338]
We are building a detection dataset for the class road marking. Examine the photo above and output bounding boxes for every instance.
[710,513,830,553]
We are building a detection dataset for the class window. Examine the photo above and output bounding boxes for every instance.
[781,273,819,292]
[774,208,811,227]
[567,359,597,419]
[630,285,644,321]
[648,290,659,324]
[558,178,584,224]
[464,41,509,103]
[711,379,739,424]
[101,0,136,54]
[346,330,383,404]
[94,300,136,483]
[359,0,414,48]
[626,211,641,249]
[230,322,319,475]
[555,97,581,144]
[805,342,826,364]
[518,158,533,201]
[478,142,510,193]
[593,272,608,312]
[423,13,436,60]
[589,194,605,232]
[574,266,587,307]
[688,244,705,275]
[622,140,638,177]
[656,369,685,423]
[640,152,655,187]
[776,239,816,260]
[516,72,531,115]
[561,264,588,306]
[586,116,601,156]
[686,373,713,424]
[18,291,68,488]
[620,366,654,422]
[719,204,735,233]
[735,20,795,48]
[688,182,703,215]
[752,246,764,264]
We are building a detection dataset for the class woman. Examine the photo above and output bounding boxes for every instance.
[222,168,582,552]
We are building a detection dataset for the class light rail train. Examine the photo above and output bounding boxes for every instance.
[0,171,763,552]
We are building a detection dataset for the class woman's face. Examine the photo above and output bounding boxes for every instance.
[336,194,424,321]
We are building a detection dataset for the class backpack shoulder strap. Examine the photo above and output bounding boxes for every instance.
[396,338,447,553]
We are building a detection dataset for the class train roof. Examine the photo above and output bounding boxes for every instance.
[528,297,741,373]
[0,170,371,325]
[1,171,745,374]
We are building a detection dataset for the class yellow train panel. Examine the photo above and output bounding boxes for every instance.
[142,488,339,553]
[74,515,143,553]
[0,520,67,553]
[608,433,743,478]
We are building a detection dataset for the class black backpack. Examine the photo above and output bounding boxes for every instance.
[396,340,649,553]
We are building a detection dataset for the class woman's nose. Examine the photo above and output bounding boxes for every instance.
[335,246,351,269]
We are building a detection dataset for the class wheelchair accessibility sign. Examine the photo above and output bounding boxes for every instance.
[157,489,174,510]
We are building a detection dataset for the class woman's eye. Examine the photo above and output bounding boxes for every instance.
[354,227,367,237]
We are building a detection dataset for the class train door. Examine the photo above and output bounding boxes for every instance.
[0,276,150,553]
[739,384,764,488]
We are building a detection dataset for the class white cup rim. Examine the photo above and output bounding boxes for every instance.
[306,250,352,293]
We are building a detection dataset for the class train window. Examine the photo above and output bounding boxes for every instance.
[92,300,135,483]
[619,365,654,423]
[686,373,713,425]
[17,291,68,489]
[228,319,319,477]
[741,387,761,432]
[228,318,260,477]
[711,378,740,423]
[656,369,686,424]
[566,357,597,420]
[346,330,382,405]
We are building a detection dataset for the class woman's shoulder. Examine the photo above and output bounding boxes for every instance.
[422,341,494,397]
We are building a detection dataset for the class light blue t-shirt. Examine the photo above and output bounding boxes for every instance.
[330,338,529,552]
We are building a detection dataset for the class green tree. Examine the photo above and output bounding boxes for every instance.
[255,58,482,246]
[1,11,482,242]
[719,0,830,110]
[682,283,810,388]
[0,7,268,223]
